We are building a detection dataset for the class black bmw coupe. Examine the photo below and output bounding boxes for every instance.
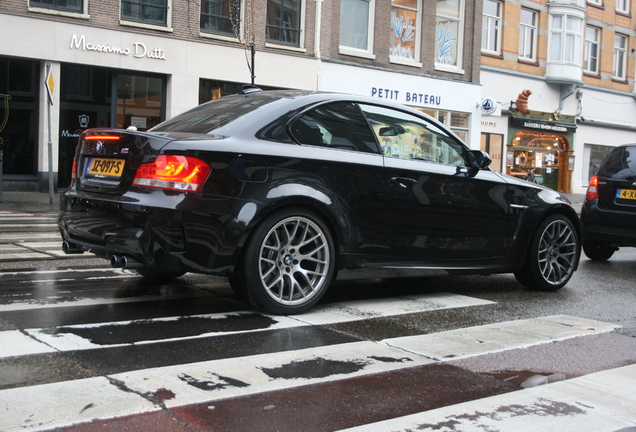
[59,89,581,314]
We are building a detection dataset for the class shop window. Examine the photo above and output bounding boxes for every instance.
[415,108,470,146]
[585,144,613,182]
[436,0,465,72]
[65,65,93,101]
[266,0,302,46]
[390,0,421,64]
[201,0,239,37]
[508,131,571,192]
[121,0,169,26]
[0,57,39,176]
[340,0,375,58]
[30,0,84,13]
[116,74,165,130]
[482,0,502,55]
[481,133,503,172]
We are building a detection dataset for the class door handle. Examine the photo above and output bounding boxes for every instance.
[391,177,418,188]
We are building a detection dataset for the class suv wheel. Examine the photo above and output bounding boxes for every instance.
[582,240,616,261]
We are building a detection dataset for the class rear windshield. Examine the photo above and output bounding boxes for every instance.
[598,146,636,180]
[151,95,277,134]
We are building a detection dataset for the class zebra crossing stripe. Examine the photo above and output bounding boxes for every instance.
[0,315,621,432]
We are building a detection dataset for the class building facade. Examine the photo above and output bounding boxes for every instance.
[480,0,636,194]
[0,0,483,192]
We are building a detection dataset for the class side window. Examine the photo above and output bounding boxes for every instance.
[289,102,381,154]
[359,104,469,167]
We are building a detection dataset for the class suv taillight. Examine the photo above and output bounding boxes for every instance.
[586,175,599,201]
[133,155,210,192]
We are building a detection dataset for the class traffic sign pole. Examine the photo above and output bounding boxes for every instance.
[45,62,55,205]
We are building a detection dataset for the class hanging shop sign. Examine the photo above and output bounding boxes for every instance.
[70,34,166,60]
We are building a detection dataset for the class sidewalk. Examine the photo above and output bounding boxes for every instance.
[0,191,61,213]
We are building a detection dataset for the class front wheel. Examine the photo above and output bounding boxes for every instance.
[514,214,579,291]
[232,208,335,315]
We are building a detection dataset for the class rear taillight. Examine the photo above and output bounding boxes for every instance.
[83,135,121,141]
[586,175,599,201]
[71,158,77,181]
[132,155,210,192]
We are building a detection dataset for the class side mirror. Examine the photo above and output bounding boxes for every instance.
[470,150,492,169]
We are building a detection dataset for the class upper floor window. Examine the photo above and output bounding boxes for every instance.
[549,14,583,64]
[30,0,83,13]
[584,26,601,74]
[266,0,302,46]
[436,0,465,71]
[482,0,501,54]
[340,0,375,57]
[390,0,421,63]
[121,0,168,26]
[519,9,537,61]
[201,0,238,37]
[613,33,628,79]
[616,0,630,13]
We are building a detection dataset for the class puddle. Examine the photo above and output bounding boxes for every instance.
[261,357,368,380]
[485,370,577,388]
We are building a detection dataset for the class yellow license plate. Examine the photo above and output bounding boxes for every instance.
[87,158,125,177]
[617,189,636,200]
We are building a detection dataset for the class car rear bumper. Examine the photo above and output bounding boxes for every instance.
[581,201,636,246]
[58,190,252,275]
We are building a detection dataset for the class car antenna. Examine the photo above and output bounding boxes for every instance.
[240,84,262,94]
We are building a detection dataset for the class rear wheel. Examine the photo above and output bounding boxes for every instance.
[231,208,335,315]
[582,240,616,261]
[515,214,579,291]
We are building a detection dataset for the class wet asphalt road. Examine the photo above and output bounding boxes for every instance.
[1,206,636,431]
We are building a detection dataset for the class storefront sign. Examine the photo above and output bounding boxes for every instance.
[370,87,442,106]
[511,116,576,134]
[70,34,166,60]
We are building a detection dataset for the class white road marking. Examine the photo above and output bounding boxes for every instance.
[11,293,494,355]
[0,330,57,357]
[0,315,623,432]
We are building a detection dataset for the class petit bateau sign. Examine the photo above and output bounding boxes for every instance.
[70,34,166,60]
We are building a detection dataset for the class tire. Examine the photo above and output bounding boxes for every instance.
[514,214,579,291]
[134,268,186,280]
[233,208,335,315]
[582,240,615,262]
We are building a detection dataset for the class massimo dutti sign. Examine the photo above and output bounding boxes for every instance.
[70,34,166,60]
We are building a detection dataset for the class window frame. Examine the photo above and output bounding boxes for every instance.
[616,0,630,14]
[613,33,628,80]
[200,0,240,38]
[482,0,502,55]
[519,8,538,62]
[389,0,422,66]
[435,0,465,74]
[265,0,304,48]
[583,25,601,74]
[548,13,583,64]
[29,0,88,17]
[120,0,172,30]
[339,0,376,59]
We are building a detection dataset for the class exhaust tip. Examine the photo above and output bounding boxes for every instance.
[62,241,83,255]
[111,255,122,268]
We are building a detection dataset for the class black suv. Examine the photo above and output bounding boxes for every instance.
[581,144,636,261]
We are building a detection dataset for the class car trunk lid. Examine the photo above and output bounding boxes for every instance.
[74,129,175,194]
